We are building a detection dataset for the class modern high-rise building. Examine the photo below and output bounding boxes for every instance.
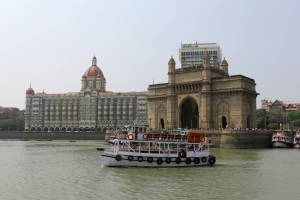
[25,56,148,132]
[178,42,222,68]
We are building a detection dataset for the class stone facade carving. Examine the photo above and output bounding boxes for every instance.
[148,51,258,130]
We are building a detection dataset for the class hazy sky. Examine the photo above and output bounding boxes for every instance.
[1,0,299,109]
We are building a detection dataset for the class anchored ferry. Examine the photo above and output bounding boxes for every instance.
[100,123,216,167]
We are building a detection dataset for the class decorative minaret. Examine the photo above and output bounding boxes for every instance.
[202,50,211,81]
[92,55,97,65]
[166,56,176,129]
[221,57,229,76]
[168,56,175,84]
[200,50,212,128]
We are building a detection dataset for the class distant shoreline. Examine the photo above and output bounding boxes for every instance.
[0,131,105,140]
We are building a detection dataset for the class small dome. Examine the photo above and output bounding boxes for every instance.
[26,87,34,95]
[82,74,87,79]
[168,56,175,64]
[97,73,101,78]
[221,58,228,65]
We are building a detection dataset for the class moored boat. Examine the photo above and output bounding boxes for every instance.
[294,131,300,149]
[100,123,216,167]
[271,129,293,148]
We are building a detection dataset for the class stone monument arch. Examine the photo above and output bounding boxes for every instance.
[156,105,166,130]
[148,50,258,130]
[179,95,199,129]
[217,100,229,128]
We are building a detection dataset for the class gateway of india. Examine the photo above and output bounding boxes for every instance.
[25,56,147,132]
[148,42,258,130]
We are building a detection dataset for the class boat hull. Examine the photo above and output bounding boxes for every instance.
[272,141,292,148]
[294,143,300,149]
[100,152,215,167]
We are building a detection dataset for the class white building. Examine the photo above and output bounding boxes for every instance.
[178,42,222,68]
[25,56,148,132]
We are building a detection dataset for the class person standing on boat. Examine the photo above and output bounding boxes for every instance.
[178,145,181,157]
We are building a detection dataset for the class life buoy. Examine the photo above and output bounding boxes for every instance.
[115,155,122,161]
[138,156,143,162]
[128,156,133,161]
[194,157,200,164]
[175,158,181,164]
[186,158,192,165]
[157,158,163,165]
[143,134,148,140]
[201,137,206,143]
[201,157,207,163]
[166,158,171,164]
[209,157,216,165]
[275,138,278,141]
[128,134,134,140]
[147,157,153,163]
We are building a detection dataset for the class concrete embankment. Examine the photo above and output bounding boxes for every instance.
[196,130,273,148]
[0,130,273,148]
[0,131,105,140]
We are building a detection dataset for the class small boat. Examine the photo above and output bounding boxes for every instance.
[294,131,300,149]
[271,129,293,148]
[100,122,216,167]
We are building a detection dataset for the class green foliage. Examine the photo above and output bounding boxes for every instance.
[256,109,268,128]
[0,115,25,131]
[268,123,278,129]
[268,109,282,124]
[287,111,300,129]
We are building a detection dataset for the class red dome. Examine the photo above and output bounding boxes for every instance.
[83,66,105,80]
[26,87,34,95]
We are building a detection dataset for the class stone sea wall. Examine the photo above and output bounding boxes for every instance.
[0,131,105,140]
[0,130,273,148]
[199,130,273,148]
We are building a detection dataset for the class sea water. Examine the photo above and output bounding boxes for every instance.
[0,140,299,200]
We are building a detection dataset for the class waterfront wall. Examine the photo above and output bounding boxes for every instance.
[0,130,273,148]
[0,132,105,140]
[199,130,273,148]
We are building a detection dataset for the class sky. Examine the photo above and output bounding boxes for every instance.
[1,0,300,110]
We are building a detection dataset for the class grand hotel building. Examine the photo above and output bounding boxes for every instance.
[25,56,148,132]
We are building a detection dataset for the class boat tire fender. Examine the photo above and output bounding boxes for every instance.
[128,134,134,140]
[209,157,216,165]
[147,157,153,163]
[175,158,181,164]
[201,157,207,163]
[166,157,171,164]
[157,158,163,165]
[138,156,143,162]
[186,158,192,165]
[128,156,133,161]
[194,157,200,164]
[115,155,122,161]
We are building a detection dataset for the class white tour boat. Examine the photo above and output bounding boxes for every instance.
[100,123,216,167]
[293,131,300,149]
[271,129,293,148]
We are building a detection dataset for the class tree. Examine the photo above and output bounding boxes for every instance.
[268,123,278,130]
[256,109,268,129]
[288,111,300,129]
[0,115,25,131]
[268,109,282,129]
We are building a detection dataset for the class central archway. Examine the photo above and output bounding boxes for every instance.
[180,97,199,129]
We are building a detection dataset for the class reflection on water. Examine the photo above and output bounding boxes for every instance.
[0,140,299,200]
